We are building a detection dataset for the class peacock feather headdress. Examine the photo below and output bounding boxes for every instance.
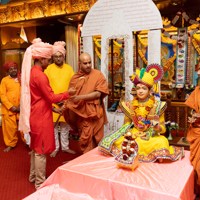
[130,63,164,88]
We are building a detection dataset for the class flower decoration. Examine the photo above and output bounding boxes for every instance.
[168,82,176,89]
[185,84,195,90]
[165,121,179,131]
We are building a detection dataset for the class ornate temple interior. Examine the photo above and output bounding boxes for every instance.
[0,1,199,199]
[0,0,200,144]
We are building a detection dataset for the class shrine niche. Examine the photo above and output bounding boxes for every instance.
[81,0,163,134]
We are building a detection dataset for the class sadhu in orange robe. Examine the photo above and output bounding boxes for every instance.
[185,86,200,189]
[64,69,109,154]
[0,76,22,147]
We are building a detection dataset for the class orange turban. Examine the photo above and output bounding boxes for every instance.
[31,38,53,59]
[52,41,66,56]
[3,61,18,71]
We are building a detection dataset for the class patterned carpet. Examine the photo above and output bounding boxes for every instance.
[0,128,79,200]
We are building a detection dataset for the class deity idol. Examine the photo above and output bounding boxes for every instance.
[99,64,184,164]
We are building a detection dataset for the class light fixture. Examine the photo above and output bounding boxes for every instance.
[172,2,178,6]
[68,17,74,21]
[20,26,28,43]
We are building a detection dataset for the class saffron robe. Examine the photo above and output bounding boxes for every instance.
[44,63,74,122]
[0,76,20,147]
[29,66,69,154]
[185,86,200,185]
[64,69,109,153]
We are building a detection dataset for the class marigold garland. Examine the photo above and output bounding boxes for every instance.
[131,96,155,131]
[138,36,176,72]
[132,96,155,116]
[192,37,200,55]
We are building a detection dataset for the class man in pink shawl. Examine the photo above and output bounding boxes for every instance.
[19,38,75,189]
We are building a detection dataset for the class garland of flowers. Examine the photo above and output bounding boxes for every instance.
[93,38,101,48]
[93,37,123,73]
[163,53,176,72]
[138,49,148,64]
[161,34,177,45]
[192,37,200,55]
[138,35,176,72]
[132,96,155,116]
[95,47,101,59]
[131,96,155,131]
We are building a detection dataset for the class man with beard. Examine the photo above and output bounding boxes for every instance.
[0,61,21,152]
[45,41,75,157]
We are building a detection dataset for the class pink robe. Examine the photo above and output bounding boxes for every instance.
[29,65,69,154]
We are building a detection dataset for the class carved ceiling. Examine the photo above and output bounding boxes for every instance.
[0,0,199,28]
[0,0,94,27]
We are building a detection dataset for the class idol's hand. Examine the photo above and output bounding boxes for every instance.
[151,120,159,127]
[154,124,161,132]
[151,120,161,132]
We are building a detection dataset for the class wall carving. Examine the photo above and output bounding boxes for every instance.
[0,0,97,24]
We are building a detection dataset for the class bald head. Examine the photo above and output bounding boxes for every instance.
[79,53,92,74]
[79,53,91,62]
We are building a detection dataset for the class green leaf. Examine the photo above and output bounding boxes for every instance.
[140,68,146,79]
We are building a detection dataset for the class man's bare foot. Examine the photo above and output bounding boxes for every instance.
[4,146,13,152]
[63,149,76,154]
[50,150,58,157]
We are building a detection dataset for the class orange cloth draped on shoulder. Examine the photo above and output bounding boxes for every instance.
[64,69,109,153]
[185,86,200,185]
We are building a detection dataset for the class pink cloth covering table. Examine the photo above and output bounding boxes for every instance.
[23,148,194,200]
